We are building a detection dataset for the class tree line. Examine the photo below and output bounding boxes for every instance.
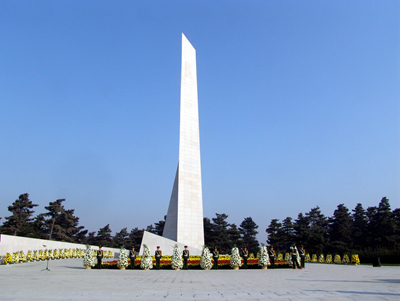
[0,193,261,254]
[1,194,399,262]
[266,197,400,263]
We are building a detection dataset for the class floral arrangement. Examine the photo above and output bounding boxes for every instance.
[2,248,89,264]
[277,253,283,261]
[334,254,341,264]
[342,254,350,264]
[19,251,27,262]
[318,254,325,263]
[351,254,360,265]
[284,253,290,261]
[103,251,110,258]
[12,252,19,263]
[3,253,13,264]
[83,245,95,268]
[258,245,270,267]
[311,254,317,262]
[32,250,39,261]
[42,250,47,260]
[117,247,128,269]
[200,246,213,270]
[294,247,301,267]
[171,244,183,270]
[78,249,85,258]
[305,253,311,262]
[102,256,291,269]
[53,249,59,259]
[140,244,153,270]
[230,247,242,268]
[325,254,332,263]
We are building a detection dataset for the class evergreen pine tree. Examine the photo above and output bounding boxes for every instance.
[305,207,328,254]
[281,217,295,249]
[153,216,166,236]
[351,203,368,250]
[42,199,86,242]
[203,217,213,247]
[328,204,352,253]
[228,223,242,248]
[113,228,130,248]
[294,213,309,249]
[239,217,260,255]
[1,193,38,236]
[266,219,284,251]
[86,232,97,245]
[366,205,378,248]
[96,224,114,247]
[210,213,231,253]
[171,244,183,270]
[372,197,397,250]
[129,227,144,252]
[392,208,400,250]
[30,214,48,239]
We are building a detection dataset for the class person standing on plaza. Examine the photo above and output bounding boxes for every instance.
[242,246,249,269]
[299,245,306,268]
[212,247,219,270]
[269,246,276,269]
[97,246,104,269]
[182,246,189,270]
[291,245,301,269]
[155,246,162,270]
[129,246,137,270]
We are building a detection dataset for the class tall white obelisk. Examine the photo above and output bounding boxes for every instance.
[162,33,204,251]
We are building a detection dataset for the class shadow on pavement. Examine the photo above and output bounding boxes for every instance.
[307,290,400,297]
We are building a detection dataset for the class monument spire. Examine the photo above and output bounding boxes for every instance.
[162,33,204,251]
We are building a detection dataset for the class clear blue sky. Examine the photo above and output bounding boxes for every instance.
[1,1,399,242]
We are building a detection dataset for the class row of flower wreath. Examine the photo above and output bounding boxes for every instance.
[3,248,113,264]
[304,253,360,265]
[85,245,287,270]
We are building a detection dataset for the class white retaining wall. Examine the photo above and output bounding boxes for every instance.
[0,234,120,262]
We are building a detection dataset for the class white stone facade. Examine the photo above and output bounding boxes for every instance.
[139,231,202,256]
[162,34,205,253]
[0,234,120,262]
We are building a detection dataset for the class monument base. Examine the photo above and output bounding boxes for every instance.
[139,231,202,256]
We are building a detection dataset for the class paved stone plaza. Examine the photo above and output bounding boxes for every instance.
[1,259,399,300]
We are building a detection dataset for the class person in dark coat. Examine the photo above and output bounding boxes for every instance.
[212,247,219,270]
[97,246,104,269]
[155,246,162,270]
[129,246,137,269]
[268,246,276,269]
[291,245,301,269]
[299,245,306,268]
[182,246,189,270]
[242,246,249,269]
